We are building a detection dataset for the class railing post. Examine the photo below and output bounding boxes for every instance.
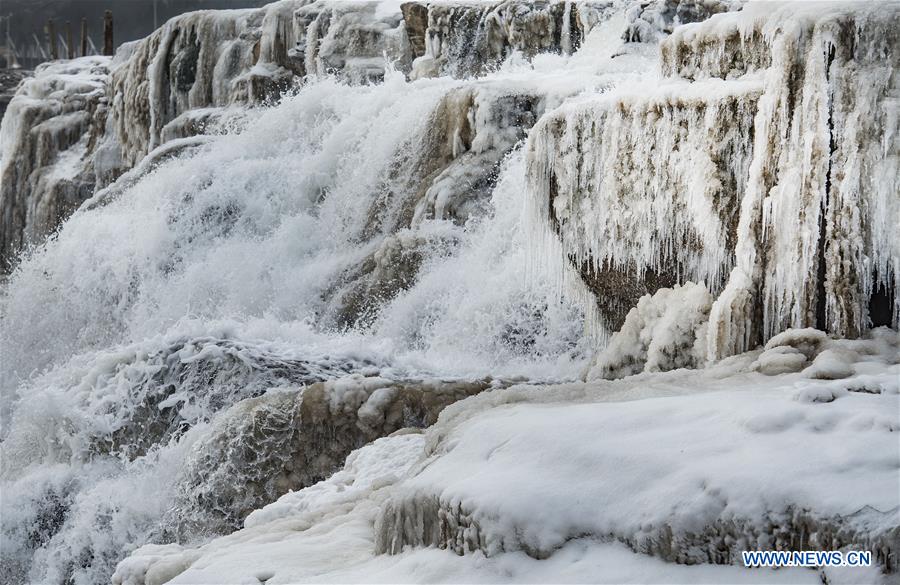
[66,21,73,59]
[103,10,113,56]
[47,19,58,60]
[81,17,88,57]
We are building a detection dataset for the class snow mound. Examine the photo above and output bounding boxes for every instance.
[586,282,712,380]
[377,361,900,571]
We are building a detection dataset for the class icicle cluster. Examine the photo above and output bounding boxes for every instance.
[527,77,762,333]
[529,1,899,365]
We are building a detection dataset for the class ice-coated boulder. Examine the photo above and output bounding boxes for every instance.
[168,375,493,538]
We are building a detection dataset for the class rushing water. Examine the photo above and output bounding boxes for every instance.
[0,30,622,582]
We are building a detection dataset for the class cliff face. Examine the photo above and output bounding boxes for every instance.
[527,2,899,377]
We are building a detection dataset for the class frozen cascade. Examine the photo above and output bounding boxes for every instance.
[1,0,897,583]
[0,0,634,270]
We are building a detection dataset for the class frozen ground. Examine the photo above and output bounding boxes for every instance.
[114,330,900,585]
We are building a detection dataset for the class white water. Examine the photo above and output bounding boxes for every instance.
[2,74,590,395]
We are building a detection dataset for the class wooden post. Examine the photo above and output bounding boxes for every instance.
[47,19,58,60]
[81,18,88,57]
[66,21,73,59]
[103,10,113,56]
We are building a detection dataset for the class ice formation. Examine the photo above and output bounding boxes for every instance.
[528,1,900,364]
[0,0,897,583]
[0,57,110,270]
[585,281,712,380]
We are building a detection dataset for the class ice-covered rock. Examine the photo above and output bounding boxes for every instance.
[585,282,712,380]
[104,1,307,174]
[751,326,900,380]
[167,375,492,538]
[530,1,900,360]
[699,3,900,358]
[0,57,110,271]
[528,77,760,332]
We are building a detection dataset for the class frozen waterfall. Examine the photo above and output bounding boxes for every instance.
[0,0,897,583]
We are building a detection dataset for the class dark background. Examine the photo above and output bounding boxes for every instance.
[1,0,271,67]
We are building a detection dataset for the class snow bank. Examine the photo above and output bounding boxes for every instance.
[113,340,899,583]
[377,339,900,570]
